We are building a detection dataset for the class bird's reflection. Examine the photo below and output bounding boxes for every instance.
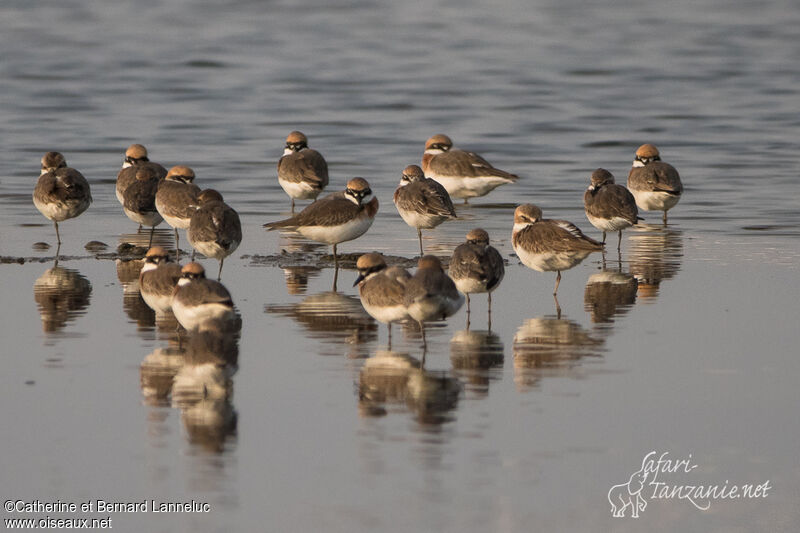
[117,229,174,251]
[266,291,377,358]
[116,258,156,332]
[584,269,638,324]
[512,315,605,392]
[33,265,92,335]
[140,319,240,454]
[450,329,504,397]
[358,350,460,427]
[628,225,684,302]
[281,266,322,295]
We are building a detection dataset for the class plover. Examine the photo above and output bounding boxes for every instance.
[122,166,163,247]
[583,168,640,251]
[512,204,603,297]
[354,253,411,346]
[404,255,464,348]
[393,164,456,256]
[627,144,683,224]
[187,189,242,280]
[171,262,236,331]
[421,134,519,203]
[139,246,183,315]
[33,152,92,251]
[264,177,379,285]
[155,165,201,257]
[277,131,329,211]
[449,228,504,329]
[115,143,167,206]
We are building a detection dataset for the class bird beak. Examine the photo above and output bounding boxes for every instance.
[353,273,365,286]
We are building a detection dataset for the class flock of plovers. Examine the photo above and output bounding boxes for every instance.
[32,133,682,346]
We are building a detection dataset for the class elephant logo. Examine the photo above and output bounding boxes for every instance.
[608,459,649,518]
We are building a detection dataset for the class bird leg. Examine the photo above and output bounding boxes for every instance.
[417,228,423,256]
[54,221,61,245]
[174,228,180,260]
[553,271,562,295]
[217,258,224,281]
[488,292,493,332]
[148,226,155,248]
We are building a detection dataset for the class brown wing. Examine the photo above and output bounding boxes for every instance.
[278,149,329,188]
[190,202,242,247]
[123,177,159,213]
[265,191,360,228]
[155,181,201,219]
[362,273,407,308]
[585,184,639,224]
[515,221,603,253]
[628,162,682,195]
[176,279,234,307]
[431,149,519,180]
[394,179,457,218]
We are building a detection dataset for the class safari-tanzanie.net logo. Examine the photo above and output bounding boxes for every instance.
[607,451,771,518]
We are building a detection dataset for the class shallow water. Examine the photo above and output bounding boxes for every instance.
[1,0,799,531]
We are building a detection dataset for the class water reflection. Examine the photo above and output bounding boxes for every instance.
[281,266,322,295]
[512,316,605,392]
[116,258,156,332]
[358,350,460,426]
[33,265,92,335]
[450,329,504,397]
[628,226,684,302]
[140,320,240,454]
[266,291,377,358]
[583,269,638,324]
[117,229,174,252]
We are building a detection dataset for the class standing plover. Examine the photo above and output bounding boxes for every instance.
[264,178,378,286]
[139,246,183,315]
[122,167,163,247]
[421,134,519,203]
[171,262,236,331]
[33,152,92,251]
[115,143,167,206]
[155,165,201,257]
[277,131,329,211]
[187,189,242,280]
[583,168,640,251]
[354,253,411,346]
[393,164,456,256]
[449,228,504,329]
[404,255,464,348]
[627,144,683,224]
[512,204,603,297]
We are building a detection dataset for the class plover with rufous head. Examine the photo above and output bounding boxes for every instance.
[354,253,411,346]
[33,151,92,252]
[171,262,236,331]
[627,144,683,224]
[583,168,640,251]
[187,189,242,280]
[421,134,519,203]
[512,204,603,298]
[139,246,183,315]
[277,131,329,212]
[393,164,456,256]
[123,167,163,248]
[155,165,201,258]
[449,228,504,328]
[265,177,378,288]
[115,144,167,207]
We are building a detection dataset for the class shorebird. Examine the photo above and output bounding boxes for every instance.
[404,255,464,349]
[627,144,683,224]
[421,134,519,203]
[115,143,167,207]
[155,165,201,258]
[139,246,183,315]
[264,178,378,288]
[33,152,92,252]
[122,167,163,247]
[354,253,411,346]
[277,131,329,212]
[393,164,456,256]
[583,168,640,251]
[187,189,242,279]
[449,228,504,329]
[171,262,236,331]
[512,204,603,301]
